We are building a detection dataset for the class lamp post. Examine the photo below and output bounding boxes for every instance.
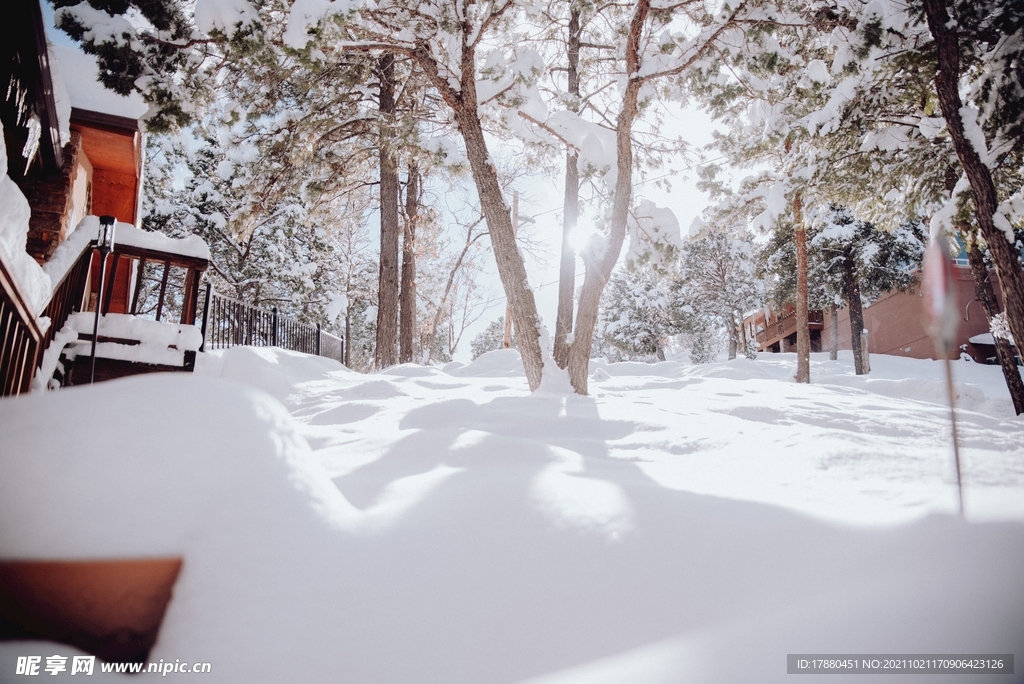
[89,216,117,384]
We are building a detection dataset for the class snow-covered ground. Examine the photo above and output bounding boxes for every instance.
[1,349,1022,682]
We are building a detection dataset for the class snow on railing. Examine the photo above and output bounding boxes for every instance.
[200,284,344,364]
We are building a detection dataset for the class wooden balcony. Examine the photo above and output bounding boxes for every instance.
[752,309,824,351]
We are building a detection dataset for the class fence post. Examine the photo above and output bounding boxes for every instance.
[199,282,212,352]
[316,323,321,356]
[271,307,278,347]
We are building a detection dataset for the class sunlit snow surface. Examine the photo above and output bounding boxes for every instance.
[293,348,1024,528]
[1,348,1022,683]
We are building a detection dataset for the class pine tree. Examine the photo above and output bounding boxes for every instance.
[677,225,764,361]
[471,317,516,360]
[598,267,676,361]
[811,206,925,374]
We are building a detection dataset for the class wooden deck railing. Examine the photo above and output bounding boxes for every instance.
[200,285,345,364]
[0,249,44,397]
[39,247,92,353]
[755,309,824,347]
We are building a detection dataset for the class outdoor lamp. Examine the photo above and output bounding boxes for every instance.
[89,216,118,384]
[98,214,116,253]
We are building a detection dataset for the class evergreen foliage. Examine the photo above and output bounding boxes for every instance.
[677,226,764,360]
[470,318,516,360]
[811,207,925,306]
[598,267,676,362]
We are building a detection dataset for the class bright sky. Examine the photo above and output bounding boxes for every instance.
[455,103,719,362]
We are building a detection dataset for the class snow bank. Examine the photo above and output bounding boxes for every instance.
[446,348,531,378]
[0,376,336,558]
[1,348,1022,682]
[210,345,352,398]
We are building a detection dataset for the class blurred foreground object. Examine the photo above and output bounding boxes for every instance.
[923,233,963,516]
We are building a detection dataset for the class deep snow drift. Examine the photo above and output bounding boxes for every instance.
[0,349,1022,682]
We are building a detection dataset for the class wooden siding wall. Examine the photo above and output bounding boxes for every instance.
[90,170,137,225]
[821,267,999,360]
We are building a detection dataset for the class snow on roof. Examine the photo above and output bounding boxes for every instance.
[968,332,1015,348]
[50,44,148,121]
[46,41,72,147]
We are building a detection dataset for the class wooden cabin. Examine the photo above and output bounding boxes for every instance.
[1,1,210,393]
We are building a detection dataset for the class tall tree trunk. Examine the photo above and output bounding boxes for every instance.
[553,4,582,370]
[829,302,838,360]
[964,228,1024,414]
[842,253,867,375]
[503,191,518,349]
[400,161,419,364]
[344,307,351,367]
[449,102,544,390]
[793,191,811,382]
[565,0,650,395]
[413,31,546,389]
[727,312,738,360]
[923,0,1024,367]
[739,310,750,357]
[375,55,400,369]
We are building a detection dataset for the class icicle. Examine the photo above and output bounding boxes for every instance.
[21,115,42,174]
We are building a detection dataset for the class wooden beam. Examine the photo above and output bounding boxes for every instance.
[113,244,209,272]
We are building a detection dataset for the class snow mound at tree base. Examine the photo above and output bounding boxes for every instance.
[1,353,1022,682]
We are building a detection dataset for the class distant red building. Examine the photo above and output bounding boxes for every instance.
[745,262,1007,363]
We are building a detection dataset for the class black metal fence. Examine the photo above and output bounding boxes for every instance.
[199,284,345,364]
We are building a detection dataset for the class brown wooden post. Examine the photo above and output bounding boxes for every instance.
[181,268,196,324]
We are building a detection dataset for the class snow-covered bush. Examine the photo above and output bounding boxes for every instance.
[598,267,677,362]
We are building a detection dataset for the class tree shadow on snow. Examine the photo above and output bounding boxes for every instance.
[324,392,1024,684]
